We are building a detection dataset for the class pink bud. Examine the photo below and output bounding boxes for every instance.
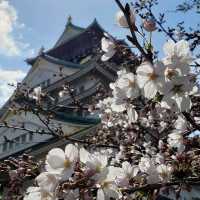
[143,19,156,32]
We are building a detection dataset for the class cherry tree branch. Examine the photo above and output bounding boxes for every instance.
[115,0,153,63]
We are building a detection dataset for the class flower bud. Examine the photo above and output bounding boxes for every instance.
[116,10,136,28]
[143,19,156,32]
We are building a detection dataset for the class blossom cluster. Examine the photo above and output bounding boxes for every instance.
[102,38,198,113]
[24,135,200,200]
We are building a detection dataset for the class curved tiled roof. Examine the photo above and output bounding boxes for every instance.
[47,19,104,61]
[54,19,85,48]
[41,54,83,69]
[26,19,105,65]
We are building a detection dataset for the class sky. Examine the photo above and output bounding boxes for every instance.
[0,0,199,106]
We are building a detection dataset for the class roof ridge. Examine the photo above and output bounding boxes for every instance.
[26,19,105,66]
[53,20,85,48]
[48,18,104,53]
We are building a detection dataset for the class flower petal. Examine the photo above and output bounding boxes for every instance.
[101,50,116,61]
[46,148,65,170]
[65,144,79,163]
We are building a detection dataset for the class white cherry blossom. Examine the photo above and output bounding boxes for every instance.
[136,61,165,99]
[110,86,127,112]
[63,189,79,200]
[45,144,78,179]
[36,172,59,194]
[116,161,139,187]
[161,76,193,112]
[24,187,55,200]
[168,132,185,153]
[127,106,138,124]
[157,164,172,182]
[96,166,122,200]
[139,156,159,184]
[116,10,135,28]
[117,72,140,99]
[163,40,193,75]
[29,86,42,102]
[80,147,108,181]
[101,33,116,61]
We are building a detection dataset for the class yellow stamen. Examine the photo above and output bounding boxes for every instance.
[165,68,177,80]
[96,165,102,173]
[64,159,71,168]
[128,80,135,87]
[148,73,158,80]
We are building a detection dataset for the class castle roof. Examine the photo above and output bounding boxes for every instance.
[54,16,85,48]
[26,19,105,66]
[40,54,83,69]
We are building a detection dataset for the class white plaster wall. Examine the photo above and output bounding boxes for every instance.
[58,75,99,102]
[0,111,89,159]
[75,75,99,91]
[23,58,79,89]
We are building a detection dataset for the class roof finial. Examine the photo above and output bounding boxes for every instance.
[67,15,72,24]
[38,46,45,56]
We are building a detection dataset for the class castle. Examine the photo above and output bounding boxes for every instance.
[0,16,119,160]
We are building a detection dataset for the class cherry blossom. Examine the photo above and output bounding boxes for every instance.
[136,61,165,99]
[96,166,122,200]
[115,10,135,28]
[29,86,42,102]
[24,187,55,200]
[80,147,108,181]
[161,76,193,112]
[45,144,78,179]
[101,33,116,61]
[163,40,193,75]
[36,172,59,195]
[143,18,157,32]
[115,161,139,187]
[157,164,172,182]
[117,72,140,99]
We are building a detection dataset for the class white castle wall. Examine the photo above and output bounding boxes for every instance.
[0,111,89,159]
[23,57,79,89]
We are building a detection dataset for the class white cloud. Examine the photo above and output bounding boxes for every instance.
[0,0,23,56]
[0,68,26,106]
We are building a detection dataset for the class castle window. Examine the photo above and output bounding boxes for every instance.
[3,143,7,152]
[9,142,14,150]
[29,133,33,141]
[41,81,46,89]
[79,86,84,93]
[46,79,50,86]
[21,134,26,143]
[15,137,20,147]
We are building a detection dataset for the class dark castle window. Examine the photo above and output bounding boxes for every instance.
[22,134,26,143]
[15,137,20,147]
[3,143,7,152]
[9,142,14,150]
[79,86,85,93]
[29,133,33,141]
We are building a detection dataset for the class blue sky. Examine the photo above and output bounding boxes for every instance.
[0,0,199,106]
